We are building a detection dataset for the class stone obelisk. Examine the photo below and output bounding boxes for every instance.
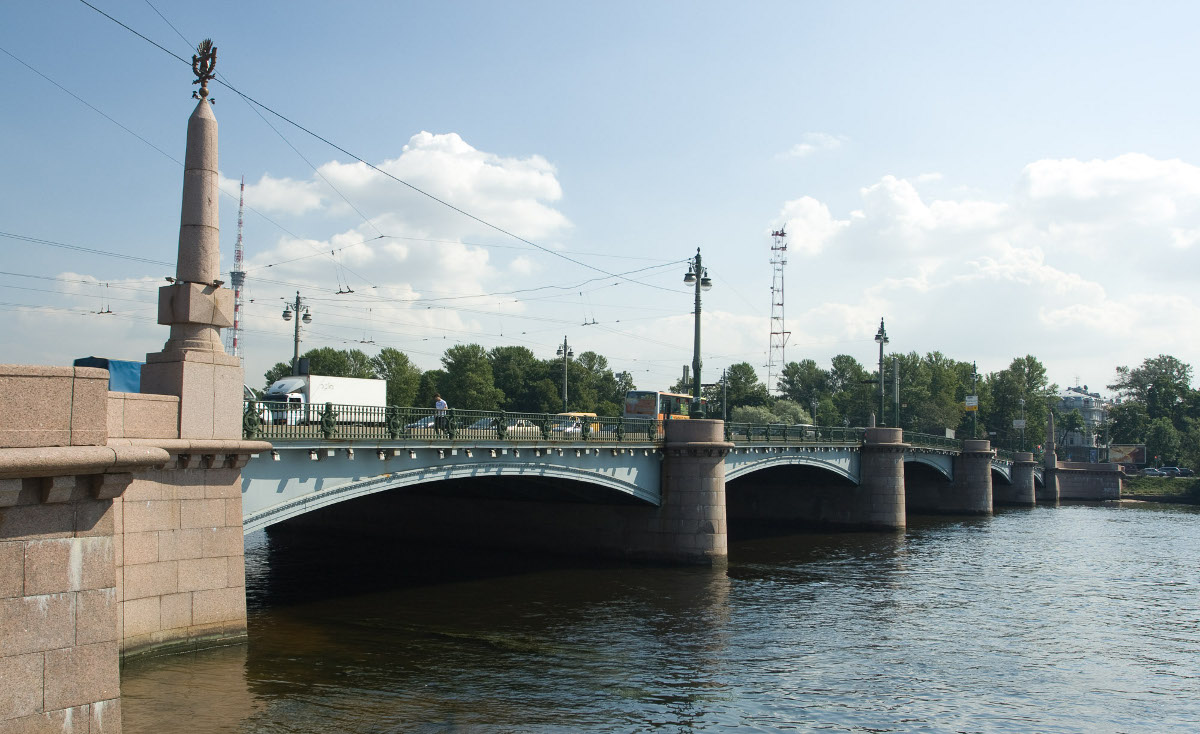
[141,40,243,439]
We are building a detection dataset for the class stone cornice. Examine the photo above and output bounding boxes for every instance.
[0,444,170,480]
[107,438,272,454]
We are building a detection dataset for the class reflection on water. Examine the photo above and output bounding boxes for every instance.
[123,502,1200,732]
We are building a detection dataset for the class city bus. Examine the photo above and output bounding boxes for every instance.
[623,390,703,420]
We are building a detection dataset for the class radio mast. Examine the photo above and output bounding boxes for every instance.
[225,176,246,362]
[767,227,790,395]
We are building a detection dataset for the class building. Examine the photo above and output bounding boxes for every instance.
[1055,385,1108,461]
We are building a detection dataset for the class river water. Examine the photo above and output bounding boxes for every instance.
[122,502,1200,733]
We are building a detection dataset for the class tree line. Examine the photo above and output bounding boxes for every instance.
[1106,355,1200,467]
[259,345,1200,464]
[686,353,1053,450]
[261,345,633,416]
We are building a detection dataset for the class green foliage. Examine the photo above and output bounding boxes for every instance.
[263,362,291,389]
[777,359,828,407]
[1110,355,1193,424]
[372,348,421,407]
[439,344,503,411]
[416,369,445,408]
[1146,417,1181,465]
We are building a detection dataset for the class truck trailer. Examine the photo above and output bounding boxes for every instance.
[260,374,387,425]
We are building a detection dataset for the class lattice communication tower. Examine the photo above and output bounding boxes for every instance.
[767,227,790,395]
[224,176,247,363]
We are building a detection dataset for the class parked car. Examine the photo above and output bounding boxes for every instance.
[1159,466,1181,477]
[1178,467,1194,477]
[403,416,438,431]
[1141,467,1166,477]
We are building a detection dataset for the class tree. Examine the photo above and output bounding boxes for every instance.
[372,348,421,407]
[724,362,770,410]
[1110,355,1193,426]
[777,359,828,407]
[1108,401,1149,444]
[261,347,379,390]
[828,354,873,426]
[1057,409,1086,446]
[489,346,549,412]
[416,369,445,409]
[1146,417,1181,466]
[301,347,377,379]
[439,344,503,411]
[262,362,291,389]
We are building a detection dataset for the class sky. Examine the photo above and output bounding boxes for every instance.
[4,1,1200,400]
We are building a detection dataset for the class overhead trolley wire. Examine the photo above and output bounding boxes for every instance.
[76,0,684,294]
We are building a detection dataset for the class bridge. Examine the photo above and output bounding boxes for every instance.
[241,403,1051,563]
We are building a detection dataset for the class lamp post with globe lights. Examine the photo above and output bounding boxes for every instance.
[282,291,312,375]
[684,249,713,416]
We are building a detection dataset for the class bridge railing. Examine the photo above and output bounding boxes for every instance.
[725,423,865,445]
[903,431,963,451]
[242,402,666,443]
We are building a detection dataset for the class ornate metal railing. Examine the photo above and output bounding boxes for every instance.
[242,402,665,443]
[724,423,864,445]
[994,448,1015,462]
[244,403,984,455]
[903,431,964,451]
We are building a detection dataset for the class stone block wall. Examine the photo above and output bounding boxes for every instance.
[109,447,262,659]
[0,478,123,732]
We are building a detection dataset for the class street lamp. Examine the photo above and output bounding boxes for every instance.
[684,248,712,417]
[874,318,888,426]
[971,361,978,438]
[1019,397,1026,451]
[555,336,573,412]
[810,397,819,426]
[282,291,312,375]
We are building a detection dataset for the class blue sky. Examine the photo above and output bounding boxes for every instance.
[4,1,1200,399]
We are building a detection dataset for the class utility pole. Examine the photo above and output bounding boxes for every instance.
[893,355,900,428]
[972,361,978,438]
[556,336,573,412]
[225,176,246,363]
[722,368,728,422]
[874,318,889,426]
[767,228,790,396]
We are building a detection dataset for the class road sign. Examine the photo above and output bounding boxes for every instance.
[1012,419,1027,429]
[965,395,978,411]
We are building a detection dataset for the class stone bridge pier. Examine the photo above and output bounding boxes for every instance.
[907,439,993,515]
[995,451,1037,506]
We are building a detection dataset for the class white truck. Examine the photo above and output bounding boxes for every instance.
[261,374,387,425]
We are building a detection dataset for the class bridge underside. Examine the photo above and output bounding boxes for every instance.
[273,475,672,562]
[725,464,881,536]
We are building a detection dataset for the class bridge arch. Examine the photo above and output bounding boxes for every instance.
[244,461,658,534]
[725,454,859,485]
[991,463,1013,484]
[904,453,954,481]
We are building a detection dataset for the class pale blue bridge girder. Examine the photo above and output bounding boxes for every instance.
[241,423,1031,535]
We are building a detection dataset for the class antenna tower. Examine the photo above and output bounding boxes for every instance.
[225,176,247,362]
[767,227,790,395]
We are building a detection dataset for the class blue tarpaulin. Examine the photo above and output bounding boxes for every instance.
[73,357,143,393]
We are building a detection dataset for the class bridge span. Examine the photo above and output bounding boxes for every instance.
[241,405,1057,565]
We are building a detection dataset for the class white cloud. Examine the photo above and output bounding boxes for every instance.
[778,132,848,159]
[769,154,1200,387]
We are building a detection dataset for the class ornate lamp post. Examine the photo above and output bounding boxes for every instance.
[1019,397,1026,451]
[684,249,712,416]
[874,318,889,425]
[282,291,312,375]
[556,336,573,412]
